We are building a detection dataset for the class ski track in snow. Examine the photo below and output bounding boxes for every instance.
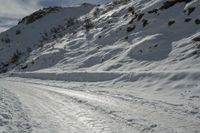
[0,78,200,133]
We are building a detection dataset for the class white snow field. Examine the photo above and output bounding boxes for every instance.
[0,76,200,133]
[0,0,200,132]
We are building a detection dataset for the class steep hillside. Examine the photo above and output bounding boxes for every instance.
[0,0,199,74]
[0,3,94,73]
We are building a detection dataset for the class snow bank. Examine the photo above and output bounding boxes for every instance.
[11,70,200,83]
[11,71,122,82]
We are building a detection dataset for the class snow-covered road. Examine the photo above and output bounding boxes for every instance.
[0,78,200,133]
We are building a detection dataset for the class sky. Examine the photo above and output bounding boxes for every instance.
[0,0,112,32]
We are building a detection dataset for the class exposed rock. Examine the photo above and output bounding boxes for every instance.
[195,19,200,25]
[193,36,200,42]
[142,19,148,27]
[137,13,144,21]
[160,0,192,10]
[185,18,192,22]
[168,20,175,26]
[148,9,158,14]
[127,25,135,32]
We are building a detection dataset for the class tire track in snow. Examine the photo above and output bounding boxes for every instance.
[0,80,135,133]
[28,82,200,133]
[1,79,200,133]
[0,87,32,133]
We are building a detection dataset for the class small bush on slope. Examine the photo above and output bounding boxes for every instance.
[16,30,21,35]
[84,18,94,31]
[11,50,21,64]
[5,38,10,44]
[187,7,196,15]
[66,18,75,27]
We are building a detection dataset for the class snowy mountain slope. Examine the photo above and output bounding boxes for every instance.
[0,0,200,101]
[55,0,200,72]
[0,0,199,100]
[0,3,94,72]
[2,0,199,73]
